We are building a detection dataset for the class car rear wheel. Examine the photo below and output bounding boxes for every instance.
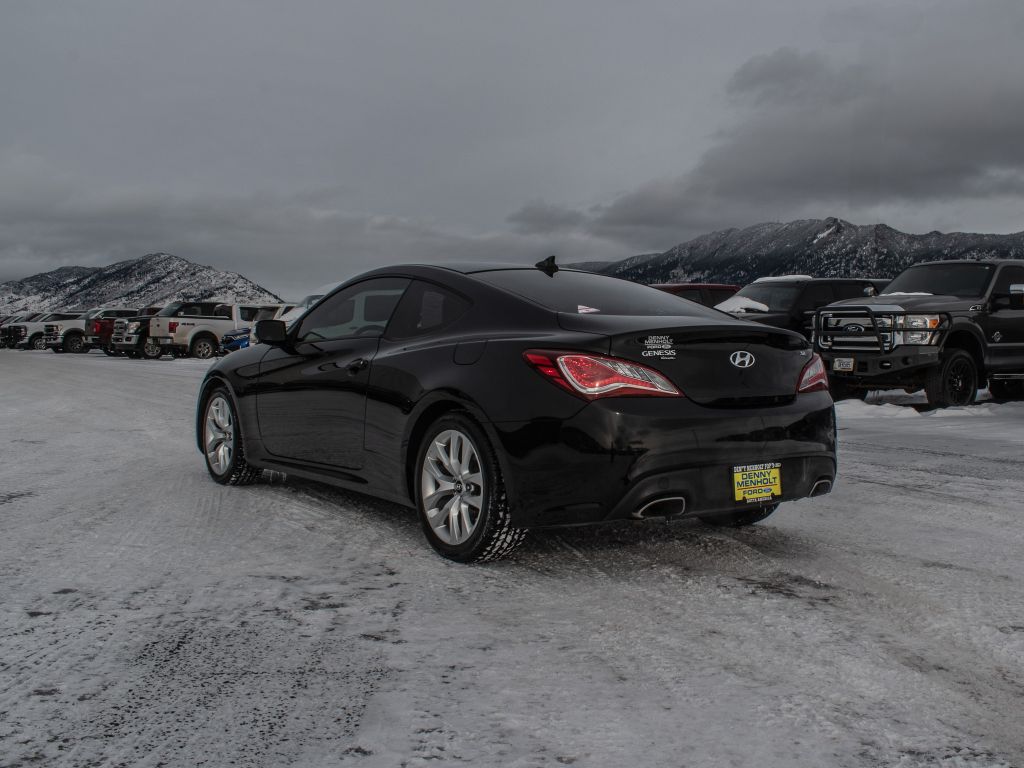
[191,337,216,359]
[924,349,977,408]
[415,414,526,562]
[699,503,779,528]
[202,388,261,485]
[30,334,45,350]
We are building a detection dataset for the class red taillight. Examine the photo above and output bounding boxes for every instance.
[168,321,178,333]
[798,353,829,393]
[524,350,682,399]
[92,321,102,334]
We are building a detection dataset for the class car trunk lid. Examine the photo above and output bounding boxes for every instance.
[557,313,811,405]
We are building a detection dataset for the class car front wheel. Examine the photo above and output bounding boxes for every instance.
[416,414,526,563]
[201,388,261,485]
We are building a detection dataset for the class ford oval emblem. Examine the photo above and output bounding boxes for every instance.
[843,323,865,333]
[729,350,756,369]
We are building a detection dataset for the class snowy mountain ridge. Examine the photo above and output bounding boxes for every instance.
[0,253,282,313]
[586,218,1024,284]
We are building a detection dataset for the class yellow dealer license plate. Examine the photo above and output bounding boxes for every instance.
[733,462,782,504]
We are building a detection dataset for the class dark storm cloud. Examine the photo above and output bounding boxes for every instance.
[590,1,1024,245]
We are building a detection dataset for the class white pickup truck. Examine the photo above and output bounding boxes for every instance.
[148,302,284,359]
[7,312,85,350]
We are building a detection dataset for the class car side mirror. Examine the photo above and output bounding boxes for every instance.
[254,319,287,345]
[864,285,877,296]
[1011,284,1024,309]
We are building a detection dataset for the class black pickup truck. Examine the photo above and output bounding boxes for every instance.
[814,260,1024,406]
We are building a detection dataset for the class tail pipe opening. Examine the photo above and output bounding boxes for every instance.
[809,478,833,497]
[633,496,687,520]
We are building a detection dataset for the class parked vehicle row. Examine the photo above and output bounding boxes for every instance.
[1,302,294,359]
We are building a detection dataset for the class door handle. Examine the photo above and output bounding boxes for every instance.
[347,357,369,373]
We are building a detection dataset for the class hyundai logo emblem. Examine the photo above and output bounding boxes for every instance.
[729,350,756,369]
[843,323,865,333]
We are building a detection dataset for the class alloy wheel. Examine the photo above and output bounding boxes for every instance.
[204,395,234,474]
[420,429,485,545]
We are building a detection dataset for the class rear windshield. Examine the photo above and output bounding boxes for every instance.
[474,269,719,317]
[882,263,995,298]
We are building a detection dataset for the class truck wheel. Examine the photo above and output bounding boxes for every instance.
[988,379,1024,402]
[924,350,977,408]
[142,338,163,359]
[63,334,86,354]
[29,334,45,350]
[415,413,526,563]
[700,504,779,528]
[201,388,261,485]
[191,337,216,359]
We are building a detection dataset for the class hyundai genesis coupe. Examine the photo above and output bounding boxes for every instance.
[196,260,836,562]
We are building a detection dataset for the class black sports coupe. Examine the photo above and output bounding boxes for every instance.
[196,261,836,562]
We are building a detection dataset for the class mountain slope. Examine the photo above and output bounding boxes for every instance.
[594,218,1024,284]
[0,253,282,313]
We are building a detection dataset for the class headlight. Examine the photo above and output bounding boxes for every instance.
[900,315,940,330]
[893,315,941,346]
[128,321,140,332]
[55,324,63,332]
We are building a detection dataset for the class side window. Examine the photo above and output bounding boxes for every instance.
[798,285,835,311]
[992,267,1024,295]
[297,278,410,342]
[239,306,259,322]
[386,281,471,340]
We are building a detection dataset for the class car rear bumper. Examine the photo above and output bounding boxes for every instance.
[490,391,837,528]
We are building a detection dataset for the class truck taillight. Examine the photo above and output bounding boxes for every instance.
[92,321,102,334]
[168,321,178,333]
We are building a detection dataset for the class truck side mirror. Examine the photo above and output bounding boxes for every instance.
[1010,284,1024,309]
[254,319,287,345]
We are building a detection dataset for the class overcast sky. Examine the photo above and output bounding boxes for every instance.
[2,0,1023,298]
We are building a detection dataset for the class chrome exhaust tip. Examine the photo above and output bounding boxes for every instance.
[809,479,833,497]
[633,496,687,520]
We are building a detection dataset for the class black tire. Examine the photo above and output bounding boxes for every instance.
[200,387,261,485]
[924,349,978,408]
[141,337,163,359]
[29,334,45,351]
[699,504,779,528]
[63,334,86,354]
[190,336,216,360]
[988,379,1024,402]
[414,412,526,563]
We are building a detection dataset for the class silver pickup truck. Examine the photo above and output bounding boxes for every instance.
[148,302,284,359]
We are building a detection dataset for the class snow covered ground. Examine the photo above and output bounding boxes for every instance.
[1,351,1022,768]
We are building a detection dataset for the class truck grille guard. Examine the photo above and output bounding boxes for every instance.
[813,306,952,354]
